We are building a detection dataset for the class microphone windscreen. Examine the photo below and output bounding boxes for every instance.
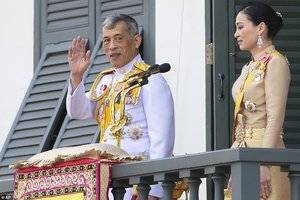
[159,63,171,73]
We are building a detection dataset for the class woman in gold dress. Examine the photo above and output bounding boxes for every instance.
[226,2,291,200]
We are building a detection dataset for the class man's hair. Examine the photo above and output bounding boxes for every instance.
[102,14,139,36]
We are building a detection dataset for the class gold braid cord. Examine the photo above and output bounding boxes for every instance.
[90,63,150,147]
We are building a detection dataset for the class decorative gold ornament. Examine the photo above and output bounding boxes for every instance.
[125,113,132,125]
[245,100,256,112]
[90,62,150,147]
[128,124,143,140]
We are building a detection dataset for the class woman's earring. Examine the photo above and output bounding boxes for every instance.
[257,35,263,48]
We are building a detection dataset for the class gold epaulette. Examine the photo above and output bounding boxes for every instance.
[133,62,150,72]
[271,51,290,65]
[99,67,115,75]
[271,50,284,60]
[90,67,114,101]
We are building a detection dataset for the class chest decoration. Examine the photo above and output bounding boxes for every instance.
[89,63,150,147]
[244,100,256,112]
[254,70,263,82]
[127,124,144,140]
[253,54,272,82]
[95,85,107,99]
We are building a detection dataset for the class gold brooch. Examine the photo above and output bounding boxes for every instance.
[113,82,123,93]
[114,110,121,121]
[254,69,264,81]
[125,96,133,104]
[94,84,108,97]
[125,113,132,126]
[128,124,143,140]
[98,106,104,120]
[245,100,256,112]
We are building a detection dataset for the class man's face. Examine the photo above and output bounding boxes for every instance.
[102,21,141,68]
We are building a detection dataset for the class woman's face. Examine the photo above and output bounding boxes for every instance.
[234,12,260,51]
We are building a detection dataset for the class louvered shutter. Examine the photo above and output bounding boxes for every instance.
[0,43,70,192]
[54,37,105,148]
[35,0,96,67]
[272,1,300,148]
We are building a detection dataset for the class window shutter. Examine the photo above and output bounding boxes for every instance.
[272,1,300,148]
[0,43,70,192]
[35,0,96,68]
[54,37,105,148]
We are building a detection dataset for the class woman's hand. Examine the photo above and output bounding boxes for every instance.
[148,195,159,200]
[260,166,272,200]
[227,166,271,199]
[227,175,232,191]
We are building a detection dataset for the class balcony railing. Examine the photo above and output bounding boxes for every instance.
[110,148,300,200]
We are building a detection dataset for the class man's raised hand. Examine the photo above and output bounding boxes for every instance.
[68,36,91,88]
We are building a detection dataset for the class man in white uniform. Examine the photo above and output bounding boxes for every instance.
[66,14,175,199]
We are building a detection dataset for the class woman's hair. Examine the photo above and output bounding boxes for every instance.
[239,1,283,39]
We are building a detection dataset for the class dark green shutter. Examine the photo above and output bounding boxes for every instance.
[35,0,96,68]
[53,37,105,148]
[207,0,232,150]
[272,1,300,148]
[0,43,70,192]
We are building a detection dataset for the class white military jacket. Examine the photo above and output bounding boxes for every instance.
[66,54,175,198]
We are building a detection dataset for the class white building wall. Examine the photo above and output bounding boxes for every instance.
[156,1,207,198]
[156,0,206,155]
[0,1,33,151]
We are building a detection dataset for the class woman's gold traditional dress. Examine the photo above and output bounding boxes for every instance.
[225,45,291,200]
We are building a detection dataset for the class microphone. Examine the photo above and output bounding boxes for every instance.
[142,63,171,78]
[147,63,171,76]
[127,63,171,87]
